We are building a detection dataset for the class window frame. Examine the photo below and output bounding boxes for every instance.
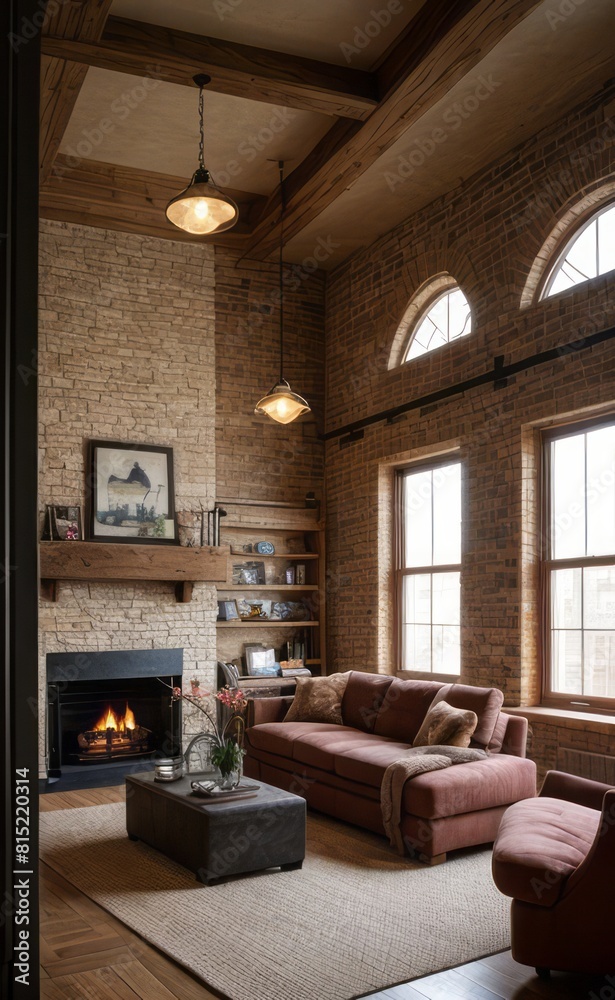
[541,415,615,711]
[540,199,615,301]
[401,286,472,364]
[395,455,462,679]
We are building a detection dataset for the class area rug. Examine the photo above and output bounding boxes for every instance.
[40,803,510,1000]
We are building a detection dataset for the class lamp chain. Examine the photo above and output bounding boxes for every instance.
[279,160,285,383]
[198,85,205,171]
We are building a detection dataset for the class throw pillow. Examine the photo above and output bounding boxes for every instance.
[412,700,478,748]
[284,672,350,726]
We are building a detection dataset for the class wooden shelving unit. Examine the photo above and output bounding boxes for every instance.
[216,502,326,674]
[39,540,229,603]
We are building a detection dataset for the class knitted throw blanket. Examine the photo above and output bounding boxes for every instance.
[381,745,489,855]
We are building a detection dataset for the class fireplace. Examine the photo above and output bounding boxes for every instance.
[46,648,183,789]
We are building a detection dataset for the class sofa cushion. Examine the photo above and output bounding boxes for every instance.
[373,678,444,743]
[246,721,341,760]
[492,796,601,907]
[293,728,398,773]
[284,672,350,725]
[333,737,416,788]
[430,683,504,748]
[341,672,394,732]
[404,754,537,819]
[412,700,478,748]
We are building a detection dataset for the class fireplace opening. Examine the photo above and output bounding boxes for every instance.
[46,648,183,789]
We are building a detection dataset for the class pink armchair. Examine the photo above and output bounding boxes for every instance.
[492,769,615,976]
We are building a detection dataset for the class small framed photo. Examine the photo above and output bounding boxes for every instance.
[217,600,239,621]
[86,440,176,543]
[43,505,82,541]
[245,645,277,676]
[285,566,296,585]
[296,564,306,585]
[232,561,266,585]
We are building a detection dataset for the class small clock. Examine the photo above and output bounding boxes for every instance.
[255,540,275,555]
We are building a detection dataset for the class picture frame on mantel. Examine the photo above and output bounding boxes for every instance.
[86,440,177,544]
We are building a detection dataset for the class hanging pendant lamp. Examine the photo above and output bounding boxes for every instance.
[165,74,239,236]
[255,162,311,425]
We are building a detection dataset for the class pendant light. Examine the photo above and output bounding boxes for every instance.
[165,74,238,236]
[255,162,311,425]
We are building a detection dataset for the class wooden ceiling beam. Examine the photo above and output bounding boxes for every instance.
[39,156,263,246]
[244,0,544,260]
[41,15,378,121]
[40,0,114,184]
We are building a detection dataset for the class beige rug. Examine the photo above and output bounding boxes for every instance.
[40,803,510,1000]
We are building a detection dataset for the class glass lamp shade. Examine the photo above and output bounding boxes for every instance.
[254,381,311,424]
[165,168,238,235]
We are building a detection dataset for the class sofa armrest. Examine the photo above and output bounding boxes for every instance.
[246,696,293,728]
[539,769,615,810]
[500,714,528,757]
[563,788,615,897]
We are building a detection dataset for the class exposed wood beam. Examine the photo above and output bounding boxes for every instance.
[244,0,544,260]
[39,156,263,246]
[41,15,378,120]
[40,0,113,184]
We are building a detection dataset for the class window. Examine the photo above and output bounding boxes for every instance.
[544,419,615,706]
[541,201,615,299]
[397,460,462,675]
[403,287,471,362]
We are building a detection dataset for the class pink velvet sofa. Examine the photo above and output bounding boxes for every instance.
[244,671,537,863]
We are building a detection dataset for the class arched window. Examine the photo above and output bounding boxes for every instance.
[403,286,471,362]
[541,201,615,299]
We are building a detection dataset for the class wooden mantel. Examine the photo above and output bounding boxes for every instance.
[39,541,230,603]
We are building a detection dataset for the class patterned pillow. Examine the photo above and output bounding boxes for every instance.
[412,700,478,749]
[284,673,350,726]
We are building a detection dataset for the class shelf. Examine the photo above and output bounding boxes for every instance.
[218,584,318,592]
[39,541,229,603]
[216,620,320,628]
[229,552,319,560]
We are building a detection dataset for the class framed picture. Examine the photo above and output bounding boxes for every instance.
[232,561,266,585]
[86,440,176,543]
[42,504,82,541]
[217,600,239,621]
[245,645,277,676]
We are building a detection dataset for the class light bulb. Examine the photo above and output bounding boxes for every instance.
[194,199,209,220]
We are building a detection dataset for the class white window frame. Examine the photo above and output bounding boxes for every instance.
[396,457,462,679]
[542,416,615,710]
[402,287,472,363]
[540,200,615,300]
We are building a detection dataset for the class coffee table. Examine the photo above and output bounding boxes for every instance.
[125,772,306,885]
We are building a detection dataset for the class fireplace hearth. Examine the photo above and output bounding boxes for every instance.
[46,648,183,791]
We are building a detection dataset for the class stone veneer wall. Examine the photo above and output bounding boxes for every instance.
[37,221,219,772]
[324,82,615,780]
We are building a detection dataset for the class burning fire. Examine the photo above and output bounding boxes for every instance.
[93,703,136,733]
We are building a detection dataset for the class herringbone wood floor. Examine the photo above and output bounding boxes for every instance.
[41,787,608,1000]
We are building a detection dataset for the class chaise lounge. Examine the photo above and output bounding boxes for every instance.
[244,671,537,862]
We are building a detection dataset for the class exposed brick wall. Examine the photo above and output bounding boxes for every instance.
[214,250,325,505]
[37,221,219,771]
[324,84,615,776]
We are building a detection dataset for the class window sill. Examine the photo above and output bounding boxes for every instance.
[505,705,615,728]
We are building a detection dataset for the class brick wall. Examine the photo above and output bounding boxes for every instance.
[324,83,615,777]
[214,249,325,504]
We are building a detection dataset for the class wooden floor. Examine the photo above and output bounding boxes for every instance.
[41,786,608,1000]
